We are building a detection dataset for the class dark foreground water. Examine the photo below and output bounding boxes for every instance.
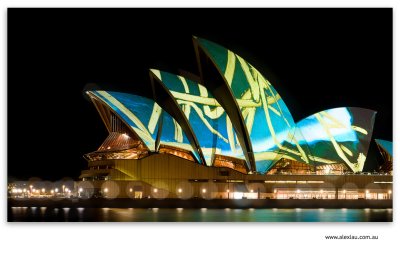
[8,207,392,222]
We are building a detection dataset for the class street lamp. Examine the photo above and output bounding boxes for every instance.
[388,190,392,199]
[227,189,230,199]
[343,190,347,199]
[202,188,207,198]
[365,190,369,200]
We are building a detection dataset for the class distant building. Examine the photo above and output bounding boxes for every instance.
[79,38,392,199]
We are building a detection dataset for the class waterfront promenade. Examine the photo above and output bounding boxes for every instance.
[8,198,392,209]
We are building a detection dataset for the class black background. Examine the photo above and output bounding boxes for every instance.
[8,8,392,180]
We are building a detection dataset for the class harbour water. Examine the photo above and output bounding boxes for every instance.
[8,207,392,222]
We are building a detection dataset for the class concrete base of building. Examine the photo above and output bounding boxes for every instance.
[8,198,393,209]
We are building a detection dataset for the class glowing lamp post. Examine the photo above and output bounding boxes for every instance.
[201,188,207,198]
[150,188,157,199]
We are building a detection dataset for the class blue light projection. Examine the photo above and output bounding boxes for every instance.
[88,90,199,161]
[375,139,393,157]
[151,69,245,166]
[295,107,376,172]
[85,38,380,174]
[195,37,300,173]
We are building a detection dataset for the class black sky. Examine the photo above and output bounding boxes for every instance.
[8,8,393,180]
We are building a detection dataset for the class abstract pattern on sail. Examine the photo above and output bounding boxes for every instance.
[195,37,302,173]
[150,70,245,166]
[87,90,199,161]
[296,107,376,172]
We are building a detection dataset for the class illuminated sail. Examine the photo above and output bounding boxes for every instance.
[150,69,245,166]
[84,39,379,174]
[375,139,393,158]
[194,37,299,173]
[87,90,200,161]
[296,107,376,172]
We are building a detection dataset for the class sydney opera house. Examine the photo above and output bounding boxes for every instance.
[79,37,392,200]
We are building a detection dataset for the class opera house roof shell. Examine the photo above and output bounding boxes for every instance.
[85,37,378,174]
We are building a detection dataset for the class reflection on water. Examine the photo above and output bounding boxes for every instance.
[8,207,392,222]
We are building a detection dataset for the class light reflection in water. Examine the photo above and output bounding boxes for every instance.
[8,207,392,222]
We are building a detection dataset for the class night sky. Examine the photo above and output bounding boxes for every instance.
[8,8,392,180]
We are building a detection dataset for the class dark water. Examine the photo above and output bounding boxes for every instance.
[8,207,392,222]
